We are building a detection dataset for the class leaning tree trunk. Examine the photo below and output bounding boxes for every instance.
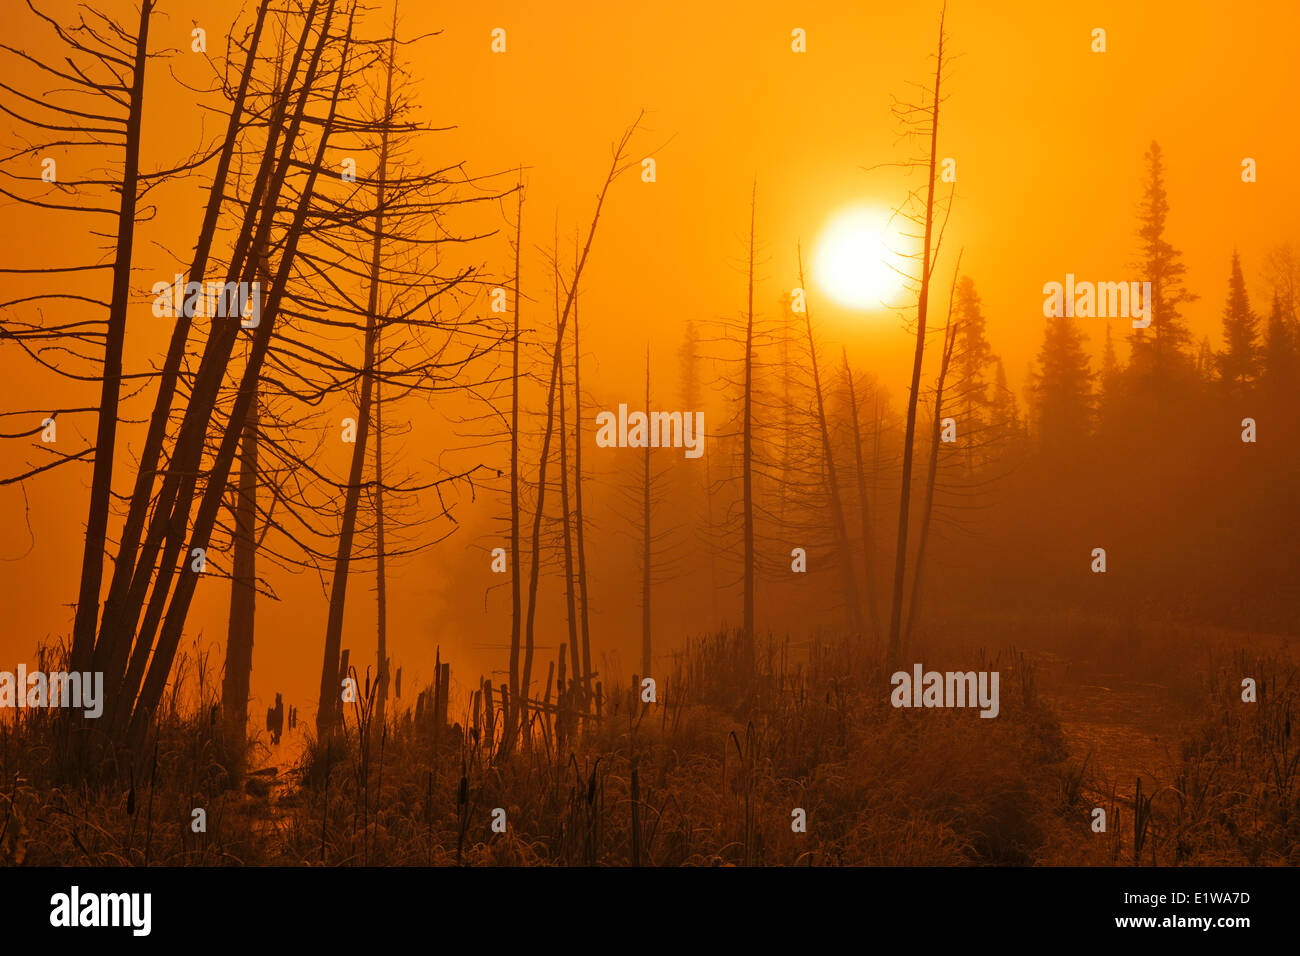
[798,249,862,635]
[886,11,946,666]
[105,0,332,737]
[127,6,353,753]
[70,0,154,676]
[94,0,280,692]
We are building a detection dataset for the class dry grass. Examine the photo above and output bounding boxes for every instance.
[1,623,1293,866]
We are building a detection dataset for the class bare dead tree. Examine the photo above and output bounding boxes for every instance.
[640,349,652,676]
[507,178,524,734]
[98,0,338,740]
[132,1,357,754]
[509,114,643,753]
[309,3,506,742]
[571,233,594,706]
[0,0,177,676]
[373,312,389,736]
[741,182,756,667]
[555,242,581,690]
[313,2,395,741]
[221,9,293,736]
[886,6,950,665]
[68,0,156,677]
[905,253,962,642]
[797,246,862,635]
[603,346,683,685]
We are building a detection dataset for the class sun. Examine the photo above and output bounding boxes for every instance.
[812,205,910,311]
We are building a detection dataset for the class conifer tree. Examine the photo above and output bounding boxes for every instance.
[950,276,993,475]
[1216,250,1260,389]
[1131,141,1196,383]
[1033,315,1094,457]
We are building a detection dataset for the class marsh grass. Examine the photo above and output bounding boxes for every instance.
[1,623,1293,865]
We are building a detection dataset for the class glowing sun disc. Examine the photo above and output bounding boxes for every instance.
[813,205,907,311]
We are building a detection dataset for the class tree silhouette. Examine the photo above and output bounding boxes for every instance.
[1131,141,1196,386]
[1215,250,1260,390]
[1032,314,1094,459]
[886,6,952,665]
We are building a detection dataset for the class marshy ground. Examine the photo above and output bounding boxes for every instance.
[2,615,1295,867]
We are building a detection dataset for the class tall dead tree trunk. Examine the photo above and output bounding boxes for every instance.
[705,439,720,625]
[507,180,524,746]
[371,6,400,741]
[93,0,277,679]
[102,0,325,731]
[905,258,961,642]
[315,6,392,740]
[741,182,757,670]
[222,87,283,736]
[374,329,389,736]
[222,343,260,735]
[518,117,641,750]
[69,0,154,675]
[886,9,946,666]
[777,303,795,525]
[572,241,593,707]
[641,348,652,678]
[556,255,581,688]
[798,248,862,635]
[128,5,353,752]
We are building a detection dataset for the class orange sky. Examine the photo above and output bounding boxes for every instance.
[2,0,1297,740]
